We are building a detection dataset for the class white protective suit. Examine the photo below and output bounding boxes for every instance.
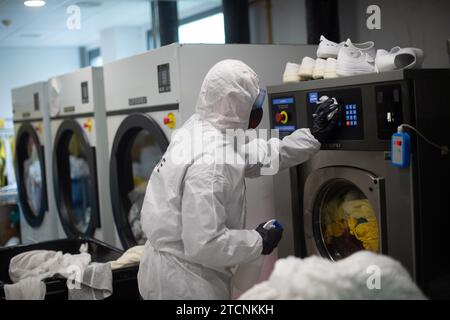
[138,59,321,300]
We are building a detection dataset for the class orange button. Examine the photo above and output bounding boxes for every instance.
[275,112,282,123]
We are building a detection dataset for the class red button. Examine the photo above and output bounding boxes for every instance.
[396,140,402,146]
[275,112,284,123]
[346,121,350,126]
[163,117,172,124]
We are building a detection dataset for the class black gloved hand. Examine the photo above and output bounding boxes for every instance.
[255,222,283,255]
[310,96,341,143]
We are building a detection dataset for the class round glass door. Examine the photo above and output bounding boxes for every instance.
[110,113,168,249]
[16,123,47,227]
[315,179,380,260]
[15,123,47,227]
[53,119,99,237]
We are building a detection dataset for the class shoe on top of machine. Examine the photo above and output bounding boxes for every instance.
[298,57,316,80]
[282,62,301,83]
[312,58,326,79]
[344,38,377,59]
[323,58,338,79]
[375,47,424,72]
[317,35,345,59]
[336,46,375,77]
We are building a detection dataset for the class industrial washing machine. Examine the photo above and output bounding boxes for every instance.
[104,43,317,250]
[12,81,62,244]
[268,69,450,298]
[48,67,116,246]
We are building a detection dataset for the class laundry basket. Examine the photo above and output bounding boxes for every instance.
[0,237,140,300]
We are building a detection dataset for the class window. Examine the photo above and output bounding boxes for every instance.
[178,13,225,44]
[88,48,102,67]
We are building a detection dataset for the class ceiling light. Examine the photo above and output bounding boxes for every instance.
[24,1,46,7]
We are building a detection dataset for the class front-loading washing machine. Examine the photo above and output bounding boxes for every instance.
[48,67,116,246]
[268,69,450,298]
[104,43,317,250]
[12,81,62,244]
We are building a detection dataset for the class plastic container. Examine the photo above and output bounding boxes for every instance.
[0,237,140,300]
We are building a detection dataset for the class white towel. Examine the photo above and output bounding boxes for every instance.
[239,251,426,300]
[5,246,113,300]
[4,277,46,300]
[68,262,113,300]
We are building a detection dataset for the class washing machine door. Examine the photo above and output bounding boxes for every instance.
[303,167,386,261]
[53,119,99,238]
[14,122,48,227]
[110,113,168,249]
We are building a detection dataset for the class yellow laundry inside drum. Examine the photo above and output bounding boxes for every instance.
[320,188,380,259]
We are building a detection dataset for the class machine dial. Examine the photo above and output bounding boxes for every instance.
[163,112,176,129]
[275,111,289,124]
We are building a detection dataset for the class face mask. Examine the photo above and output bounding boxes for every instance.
[248,88,266,129]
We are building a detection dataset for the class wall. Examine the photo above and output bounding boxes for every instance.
[249,0,450,68]
[100,26,148,64]
[249,0,307,45]
[0,47,80,128]
[339,0,450,68]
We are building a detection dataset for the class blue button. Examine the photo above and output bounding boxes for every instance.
[353,110,357,115]
[346,111,349,115]
[354,121,358,126]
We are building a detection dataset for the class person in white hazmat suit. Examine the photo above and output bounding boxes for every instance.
[138,59,340,300]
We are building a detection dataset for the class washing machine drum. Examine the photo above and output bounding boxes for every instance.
[110,113,168,249]
[304,168,384,261]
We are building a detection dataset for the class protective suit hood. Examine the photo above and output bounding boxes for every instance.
[195,59,260,131]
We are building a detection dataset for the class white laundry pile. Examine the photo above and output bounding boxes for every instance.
[239,251,426,300]
[4,244,113,300]
[282,35,424,83]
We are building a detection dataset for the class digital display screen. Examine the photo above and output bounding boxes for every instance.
[272,97,294,105]
[308,92,318,104]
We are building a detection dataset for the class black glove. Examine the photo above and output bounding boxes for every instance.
[310,96,341,143]
[255,222,283,255]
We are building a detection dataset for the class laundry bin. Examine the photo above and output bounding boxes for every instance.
[0,237,140,300]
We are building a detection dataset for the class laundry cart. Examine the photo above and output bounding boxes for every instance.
[0,238,140,300]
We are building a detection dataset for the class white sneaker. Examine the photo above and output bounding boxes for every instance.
[375,47,424,72]
[282,62,301,83]
[345,38,376,59]
[317,35,345,59]
[298,57,316,79]
[312,58,326,79]
[323,58,338,79]
[336,46,375,77]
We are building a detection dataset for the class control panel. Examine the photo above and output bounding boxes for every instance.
[375,84,404,140]
[270,97,297,134]
[268,79,411,151]
[306,88,364,141]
